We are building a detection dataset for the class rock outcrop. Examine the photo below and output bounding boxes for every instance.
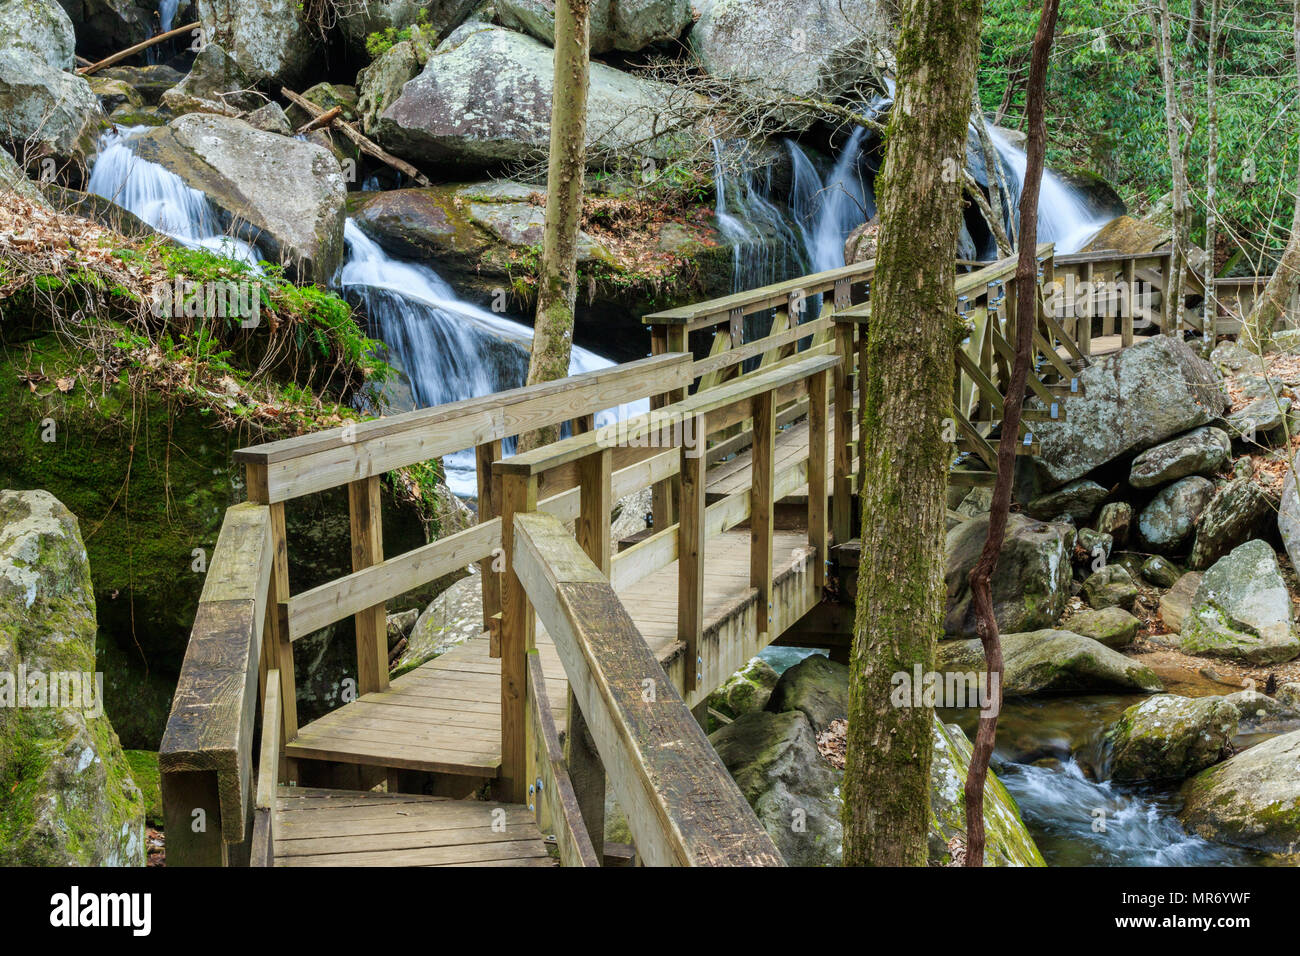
[4,0,77,71]
[1180,540,1300,665]
[194,0,312,85]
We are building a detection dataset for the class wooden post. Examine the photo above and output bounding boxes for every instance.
[678,414,707,694]
[245,464,297,746]
[751,391,775,640]
[499,471,539,803]
[652,325,688,531]
[571,447,611,859]
[1079,260,1094,357]
[160,770,225,866]
[476,440,504,653]
[1123,257,1136,347]
[1162,250,1175,333]
[807,369,829,591]
[348,475,388,695]
[832,322,855,545]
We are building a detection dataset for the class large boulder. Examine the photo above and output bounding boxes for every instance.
[0,144,52,208]
[690,0,888,103]
[0,490,145,865]
[134,113,347,280]
[766,654,846,733]
[1107,694,1238,782]
[1180,729,1300,854]
[374,23,693,167]
[1030,336,1227,489]
[390,571,483,676]
[194,0,313,85]
[709,710,843,866]
[159,42,261,117]
[1025,478,1107,522]
[1158,571,1201,632]
[1137,475,1214,553]
[3,0,77,71]
[1128,426,1231,489]
[1277,450,1300,574]
[339,0,478,58]
[938,629,1162,697]
[0,48,105,169]
[1180,540,1300,665]
[1187,477,1271,570]
[498,0,692,53]
[1081,564,1138,611]
[929,718,1045,867]
[944,513,1071,638]
[709,656,780,722]
[356,35,430,136]
[1065,606,1139,648]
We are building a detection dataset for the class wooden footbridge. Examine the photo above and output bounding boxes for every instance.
[158,242,1192,867]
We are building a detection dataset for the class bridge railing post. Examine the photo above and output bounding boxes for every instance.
[348,475,388,696]
[832,320,856,545]
[650,323,688,533]
[499,471,539,804]
[807,369,829,592]
[678,412,707,695]
[476,439,504,655]
[245,463,298,751]
[750,391,775,641]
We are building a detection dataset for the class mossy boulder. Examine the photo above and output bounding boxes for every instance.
[765,654,846,733]
[1107,694,1237,782]
[1129,426,1232,489]
[1026,478,1108,522]
[0,490,145,865]
[1082,564,1138,611]
[1065,606,1140,648]
[1141,554,1180,588]
[710,656,780,722]
[1187,477,1271,570]
[1138,475,1215,553]
[944,513,1072,638]
[1180,540,1300,665]
[390,570,482,678]
[929,719,1045,867]
[2,0,77,71]
[1180,729,1300,854]
[938,629,1162,697]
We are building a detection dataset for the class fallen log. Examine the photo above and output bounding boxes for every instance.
[78,21,201,76]
[295,106,342,136]
[281,87,432,188]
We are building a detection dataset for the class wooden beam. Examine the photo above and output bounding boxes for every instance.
[678,415,707,692]
[349,476,388,695]
[78,21,200,75]
[807,369,829,591]
[498,472,538,804]
[250,669,281,868]
[750,392,775,640]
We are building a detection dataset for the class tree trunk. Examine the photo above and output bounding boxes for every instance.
[1204,0,1221,343]
[520,0,591,452]
[963,0,1059,868]
[1244,0,1300,342]
[841,0,985,867]
[1153,0,1189,333]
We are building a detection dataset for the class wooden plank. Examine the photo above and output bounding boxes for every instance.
[751,391,775,641]
[349,476,388,695]
[678,414,707,692]
[511,512,783,866]
[246,465,298,744]
[234,354,693,502]
[832,322,855,544]
[498,473,538,803]
[250,669,281,867]
[807,369,829,591]
[527,653,600,867]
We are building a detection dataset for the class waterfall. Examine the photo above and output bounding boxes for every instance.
[87,127,262,266]
[785,127,875,274]
[985,126,1109,255]
[158,0,179,33]
[341,222,640,494]
[710,139,806,293]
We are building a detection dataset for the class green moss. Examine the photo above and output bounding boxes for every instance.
[123,750,162,827]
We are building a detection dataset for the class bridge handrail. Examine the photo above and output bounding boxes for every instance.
[512,511,784,866]
[159,501,274,866]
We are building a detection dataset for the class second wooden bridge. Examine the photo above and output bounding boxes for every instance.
[157,242,1197,867]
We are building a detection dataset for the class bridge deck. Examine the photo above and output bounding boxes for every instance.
[286,528,814,778]
[272,787,553,867]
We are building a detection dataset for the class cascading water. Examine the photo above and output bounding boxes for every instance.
[710,139,806,293]
[785,127,875,275]
[87,127,262,266]
[341,222,641,494]
[158,0,179,33]
[985,126,1110,255]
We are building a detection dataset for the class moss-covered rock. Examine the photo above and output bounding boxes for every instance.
[0,489,145,865]
[1180,540,1300,665]
[938,629,1162,697]
[710,656,780,722]
[1065,606,1140,648]
[1082,564,1138,611]
[1180,729,1300,854]
[765,654,846,734]
[1107,694,1237,782]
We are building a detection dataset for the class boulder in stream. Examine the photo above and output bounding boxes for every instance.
[938,629,1162,697]
[1180,729,1300,854]
[709,656,780,721]
[0,48,105,169]
[0,490,145,865]
[1107,694,1238,782]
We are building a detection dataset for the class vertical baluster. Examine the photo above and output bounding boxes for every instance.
[807,369,829,591]
[832,321,855,545]
[476,440,503,655]
[751,391,775,639]
[678,413,707,698]
[349,475,388,696]
[1123,257,1136,347]
[499,471,538,804]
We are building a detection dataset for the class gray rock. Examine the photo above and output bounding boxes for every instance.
[1278,451,1300,575]
[391,572,484,675]
[1066,606,1140,648]
[1138,475,1215,553]
[766,654,846,734]
[709,710,843,866]
[690,0,888,104]
[3,0,76,71]
[1180,729,1300,854]
[1082,564,1138,611]
[1075,528,1112,571]
[134,113,347,281]
[0,144,51,208]
[1209,340,1259,373]
[0,48,105,167]
[375,23,693,167]
[1181,540,1300,665]
[243,101,292,135]
[385,607,419,649]
[86,75,143,113]
[709,657,780,721]
[1158,571,1202,633]
[1095,501,1132,546]
[937,629,1162,697]
[1187,477,1271,570]
[468,200,613,263]
[1222,689,1300,729]
[97,64,185,106]
[1129,426,1231,489]
[1226,395,1291,441]
[0,490,145,865]
[498,0,692,53]
[160,43,262,117]
[356,36,430,135]
[944,513,1072,638]
[1031,336,1227,488]
[195,0,313,84]
[1027,478,1108,522]
[1141,555,1181,588]
[1108,694,1238,782]
[339,0,477,58]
